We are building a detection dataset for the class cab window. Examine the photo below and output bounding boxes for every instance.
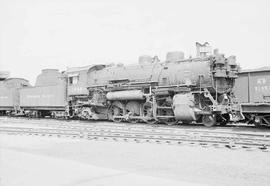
[69,76,79,85]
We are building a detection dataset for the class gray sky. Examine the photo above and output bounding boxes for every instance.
[0,0,270,84]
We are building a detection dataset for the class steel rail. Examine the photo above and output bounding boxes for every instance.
[1,121,270,142]
[0,126,269,151]
[0,115,267,131]
[1,118,270,140]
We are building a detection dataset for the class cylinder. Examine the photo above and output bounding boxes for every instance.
[172,93,196,121]
[106,90,145,100]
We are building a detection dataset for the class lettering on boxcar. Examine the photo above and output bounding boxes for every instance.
[254,86,270,92]
[257,78,266,85]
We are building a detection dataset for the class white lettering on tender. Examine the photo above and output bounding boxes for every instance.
[27,94,54,98]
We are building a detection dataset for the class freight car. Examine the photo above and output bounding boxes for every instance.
[234,67,270,126]
[71,42,241,127]
[0,74,30,115]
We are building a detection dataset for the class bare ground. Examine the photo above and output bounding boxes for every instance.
[0,133,270,186]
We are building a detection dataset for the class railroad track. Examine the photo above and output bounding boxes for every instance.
[1,117,270,139]
[1,116,270,134]
[0,123,269,152]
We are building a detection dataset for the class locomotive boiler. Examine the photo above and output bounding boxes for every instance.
[73,42,241,126]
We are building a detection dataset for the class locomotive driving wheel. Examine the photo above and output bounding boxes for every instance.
[126,101,141,123]
[108,101,125,122]
[202,114,217,127]
[142,102,157,124]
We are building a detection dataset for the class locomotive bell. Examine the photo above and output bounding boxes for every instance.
[166,51,184,62]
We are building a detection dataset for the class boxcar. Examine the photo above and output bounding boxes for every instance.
[234,67,270,126]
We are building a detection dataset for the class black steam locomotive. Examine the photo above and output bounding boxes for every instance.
[0,42,241,127]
